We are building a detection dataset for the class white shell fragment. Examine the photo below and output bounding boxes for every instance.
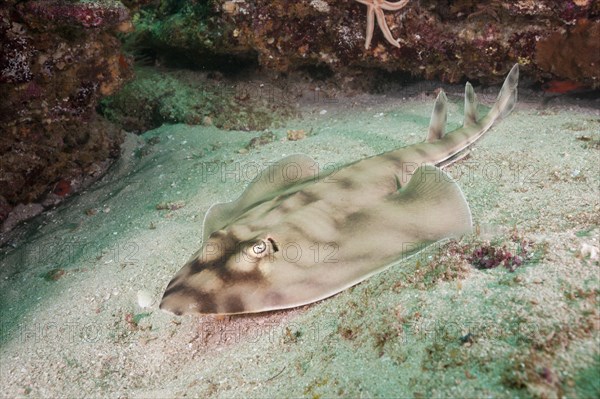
[137,289,154,308]
[580,243,599,261]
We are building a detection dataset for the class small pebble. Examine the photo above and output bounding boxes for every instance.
[580,243,599,260]
[287,129,306,141]
[137,289,153,308]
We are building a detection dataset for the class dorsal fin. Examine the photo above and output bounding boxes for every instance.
[463,82,478,127]
[426,90,447,142]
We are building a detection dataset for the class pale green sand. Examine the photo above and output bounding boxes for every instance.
[0,76,598,398]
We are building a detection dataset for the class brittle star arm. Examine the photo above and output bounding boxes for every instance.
[355,0,409,49]
[374,5,399,48]
[379,0,409,11]
[365,3,375,49]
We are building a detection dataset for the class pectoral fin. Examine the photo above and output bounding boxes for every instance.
[202,154,320,241]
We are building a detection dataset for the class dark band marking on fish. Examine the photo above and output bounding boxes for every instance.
[160,65,520,316]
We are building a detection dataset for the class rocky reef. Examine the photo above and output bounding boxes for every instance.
[0,0,132,228]
[126,0,599,86]
[98,67,297,133]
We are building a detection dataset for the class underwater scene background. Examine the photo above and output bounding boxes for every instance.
[1,1,599,397]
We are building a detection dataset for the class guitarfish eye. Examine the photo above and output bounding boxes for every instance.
[253,241,267,254]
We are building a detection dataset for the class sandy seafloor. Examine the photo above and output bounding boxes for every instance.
[0,79,599,398]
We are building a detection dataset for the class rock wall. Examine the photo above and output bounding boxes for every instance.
[128,0,599,86]
[0,0,133,228]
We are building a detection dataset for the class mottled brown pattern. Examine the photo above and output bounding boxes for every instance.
[160,66,519,316]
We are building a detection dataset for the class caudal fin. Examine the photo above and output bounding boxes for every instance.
[488,64,519,121]
[433,64,520,168]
